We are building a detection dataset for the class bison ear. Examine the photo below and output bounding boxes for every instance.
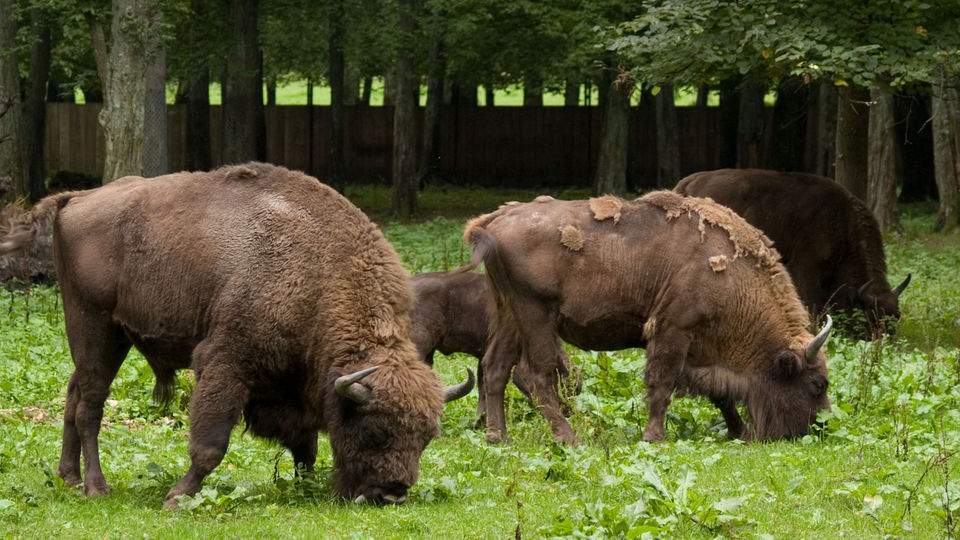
[772,351,803,381]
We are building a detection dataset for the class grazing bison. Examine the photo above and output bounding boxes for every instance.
[409,271,579,420]
[462,192,832,446]
[0,163,473,508]
[675,168,910,338]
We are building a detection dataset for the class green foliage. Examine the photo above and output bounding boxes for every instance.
[0,191,958,537]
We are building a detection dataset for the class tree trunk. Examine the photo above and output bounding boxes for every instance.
[392,0,418,217]
[89,0,163,183]
[717,79,740,168]
[344,67,359,106]
[866,81,901,231]
[835,84,870,201]
[485,84,494,106]
[655,84,682,189]
[768,76,808,171]
[523,75,542,107]
[417,38,444,187]
[22,9,51,201]
[592,77,631,196]
[185,69,211,171]
[695,85,709,107]
[932,75,960,232]
[0,0,25,198]
[361,76,372,105]
[565,81,579,106]
[328,0,346,192]
[814,81,837,178]
[222,0,263,165]
[142,44,167,178]
[736,83,765,168]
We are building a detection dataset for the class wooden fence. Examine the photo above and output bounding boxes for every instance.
[44,103,758,189]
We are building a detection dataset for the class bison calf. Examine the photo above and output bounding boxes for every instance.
[463,192,832,446]
[409,270,579,420]
[0,163,473,508]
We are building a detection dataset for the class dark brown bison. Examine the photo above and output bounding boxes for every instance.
[462,192,832,446]
[0,163,473,508]
[409,270,579,420]
[675,168,910,338]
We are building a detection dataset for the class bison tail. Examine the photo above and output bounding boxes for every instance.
[451,222,496,274]
[0,192,78,255]
[152,368,177,404]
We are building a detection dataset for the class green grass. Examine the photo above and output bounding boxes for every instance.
[1,190,958,538]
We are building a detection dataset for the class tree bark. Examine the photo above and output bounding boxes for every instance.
[866,81,901,231]
[592,77,631,196]
[814,82,838,178]
[932,75,960,232]
[329,0,346,192]
[392,0,418,217]
[142,44,167,178]
[736,83,765,168]
[417,38,445,187]
[768,76,808,171]
[185,69,211,172]
[21,9,52,201]
[835,84,870,201]
[361,77,372,105]
[90,0,163,183]
[0,0,25,198]
[222,0,263,165]
[655,83,682,189]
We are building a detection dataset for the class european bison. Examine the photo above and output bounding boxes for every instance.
[675,168,910,338]
[463,192,832,445]
[409,270,579,420]
[0,163,473,508]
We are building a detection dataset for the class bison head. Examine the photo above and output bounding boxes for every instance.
[326,356,474,505]
[747,316,832,440]
[856,275,910,338]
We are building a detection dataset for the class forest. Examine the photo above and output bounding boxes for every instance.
[0,1,959,538]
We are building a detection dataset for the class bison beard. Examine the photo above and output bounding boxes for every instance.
[0,163,473,508]
[463,192,832,445]
[675,168,910,339]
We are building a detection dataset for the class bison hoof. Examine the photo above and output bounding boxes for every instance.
[485,430,508,444]
[57,471,82,488]
[82,483,110,497]
[163,496,181,511]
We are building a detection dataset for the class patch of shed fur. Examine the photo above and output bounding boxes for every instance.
[534,195,555,203]
[225,165,258,180]
[589,196,622,222]
[559,225,583,251]
[709,254,728,272]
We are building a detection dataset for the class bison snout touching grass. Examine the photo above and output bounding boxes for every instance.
[0,162,473,509]
[462,191,832,446]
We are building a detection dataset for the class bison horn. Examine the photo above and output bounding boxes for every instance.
[805,315,833,365]
[893,274,911,297]
[443,368,476,403]
[335,366,379,404]
[857,280,876,306]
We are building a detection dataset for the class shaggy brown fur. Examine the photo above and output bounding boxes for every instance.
[462,191,831,445]
[0,163,471,508]
[675,168,910,338]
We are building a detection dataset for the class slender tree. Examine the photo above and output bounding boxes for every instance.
[654,83,681,188]
[867,80,901,230]
[329,0,346,192]
[88,0,164,183]
[932,74,960,232]
[392,0,418,216]
[21,6,52,201]
[0,0,24,198]
[592,72,631,195]
[222,0,264,165]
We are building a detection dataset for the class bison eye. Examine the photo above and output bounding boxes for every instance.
[361,425,390,449]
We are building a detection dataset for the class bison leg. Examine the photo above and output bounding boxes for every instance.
[709,396,744,440]
[57,315,130,497]
[480,328,518,444]
[642,326,691,443]
[289,433,318,474]
[165,360,249,510]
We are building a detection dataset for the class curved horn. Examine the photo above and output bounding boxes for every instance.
[443,368,475,403]
[857,279,876,306]
[805,315,833,365]
[893,274,911,297]
[335,365,379,404]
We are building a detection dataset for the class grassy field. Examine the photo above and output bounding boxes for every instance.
[0,187,958,538]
